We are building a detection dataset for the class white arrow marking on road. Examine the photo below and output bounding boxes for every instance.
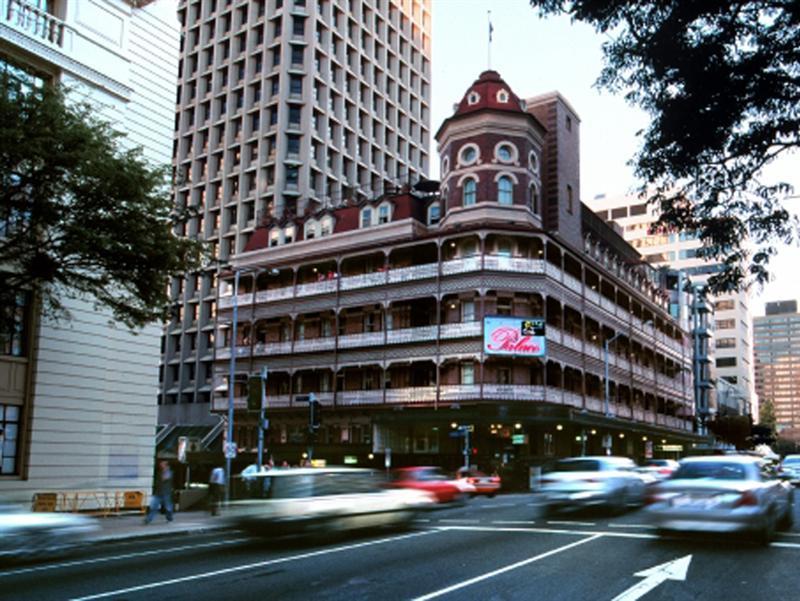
[611,555,692,601]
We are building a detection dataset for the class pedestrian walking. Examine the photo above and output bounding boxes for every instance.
[209,466,225,516]
[145,460,174,524]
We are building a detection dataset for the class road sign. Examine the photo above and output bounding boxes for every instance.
[463,425,474,432]
[449,431,465,438]
[224,442,237,459]
[177,436,188,463]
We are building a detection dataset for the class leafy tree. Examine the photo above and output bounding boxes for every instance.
[530,0,799,292]
[0,71,204,329]
[758,397,777,434]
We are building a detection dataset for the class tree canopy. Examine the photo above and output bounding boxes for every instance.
[0,72,204,329]
[531,0,799,292]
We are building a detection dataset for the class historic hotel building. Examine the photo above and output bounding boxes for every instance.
[214,71,698,473]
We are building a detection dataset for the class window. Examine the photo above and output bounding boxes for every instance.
[716,357,737,368]
[378,204,390,224]
[462,178,476,206]
[285,166,299,186]
[287,135,301,155]
[461,301,475,322]
[528,151,539,173]
[289,76,303,96]
[497,297,512,315]
[292,16,305,35]
[497,367,511,384]
[715,319,736,330]
[566,184,574,213]
[460,363,475,385]
[459,144,478,165]
[498,176,513,205]
[0,290,28,357]
[360,208,372,228]
[496,143,514,163]
[717,337,736,349]
[427,203,441,225]
[529,185,539,214]
[715,300,735,311]
[0,404,20,474]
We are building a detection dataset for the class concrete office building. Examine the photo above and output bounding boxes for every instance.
[587,193,755,417]
[159,0,432,444]
[0,0,179,502]
[754,300,800,430]
[212,71,698,477]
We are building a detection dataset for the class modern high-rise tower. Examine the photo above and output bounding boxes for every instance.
[754,300,800,430]
[587,193,756,418]
[159,0,432,438]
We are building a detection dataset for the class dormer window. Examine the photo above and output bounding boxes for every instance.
[320,216,333,236]
[269,228,280,247]
[467,91,480,105]
[304,219,317,240]
[378,203,390,224]
[496,89,509,103]
[360,207,373,228]
[284,225,295,244]
[427,203,441,225]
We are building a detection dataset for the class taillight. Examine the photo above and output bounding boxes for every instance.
[644,491,660,505]
[658,468,671,475]
[734,491,758,507]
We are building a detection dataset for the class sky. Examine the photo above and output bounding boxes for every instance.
[429,0,800,316]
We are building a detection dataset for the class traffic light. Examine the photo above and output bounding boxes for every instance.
[247,376,262,411]
[309,397,321,432]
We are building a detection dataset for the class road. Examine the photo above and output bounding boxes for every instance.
[3,495,800,601]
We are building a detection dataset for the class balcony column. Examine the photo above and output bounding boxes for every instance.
[333,308,341,408]
[435,240,443,410]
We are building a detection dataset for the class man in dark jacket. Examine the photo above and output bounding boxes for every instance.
[145,460,174,524]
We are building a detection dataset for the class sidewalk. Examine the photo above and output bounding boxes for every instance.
[88,509,227,544]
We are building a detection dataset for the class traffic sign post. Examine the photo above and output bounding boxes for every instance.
[224,442,237,460]
[257,366,268,469]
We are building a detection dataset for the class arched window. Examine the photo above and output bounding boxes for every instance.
[463,178,477,206]
[498,176,513,205]
[530,185,539,214]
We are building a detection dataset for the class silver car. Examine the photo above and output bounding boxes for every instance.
[225,467,435,537]
[0,502,98,560]
[644,455,794,544]
[780,454,800,486]
[539,456,647,515]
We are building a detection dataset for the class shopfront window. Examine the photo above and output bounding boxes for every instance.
[0,404,20,474]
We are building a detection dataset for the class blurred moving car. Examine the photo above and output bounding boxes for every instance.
[539,456,647,515]
[456,468,501,497]
[225,467,434,537]
[638,459,680,481]
[388,467,468,504]
[780,454,800,486]
[644,455,794,544]
[0,502,98,560]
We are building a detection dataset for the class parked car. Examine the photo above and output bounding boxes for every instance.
[388,467,469,504]
[638,459,680,481]
[644,455,794,544]
[224,467,434,537]
[780,454,800,486]
[539,456,647,515]
[0,502,98,560]
[456,468,501,497]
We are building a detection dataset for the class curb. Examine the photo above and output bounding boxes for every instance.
[89,522,228,546]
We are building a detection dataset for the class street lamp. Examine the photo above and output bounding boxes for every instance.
[225,268,241,503]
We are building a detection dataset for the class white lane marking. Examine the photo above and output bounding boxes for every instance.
[611,555,692,601]
[547,520,596,526]
[481,503,515,508]
[439,519,481,524]
[0,538,248,578]
[770,541,800,549]
[607,524,655,530]
[410,534,603,601]
[414,519,432,523]
[438,525,658,540]
[777,532,800,537]
[68,530,439,601]
[492,520,536,525]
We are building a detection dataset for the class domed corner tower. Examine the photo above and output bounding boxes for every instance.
[434,70,547,230]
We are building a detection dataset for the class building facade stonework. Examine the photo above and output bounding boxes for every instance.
[213,71,699,478]
[0,0,179,502]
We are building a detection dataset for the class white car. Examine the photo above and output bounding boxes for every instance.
[644,455,794,544]
[225,467,435,537]
[0,502,98,560]
[539,456,647,515]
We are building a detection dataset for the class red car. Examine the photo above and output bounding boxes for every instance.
[388,467,466,504]
[456,468,501,497]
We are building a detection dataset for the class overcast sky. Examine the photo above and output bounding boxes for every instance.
[430,0,800,316]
